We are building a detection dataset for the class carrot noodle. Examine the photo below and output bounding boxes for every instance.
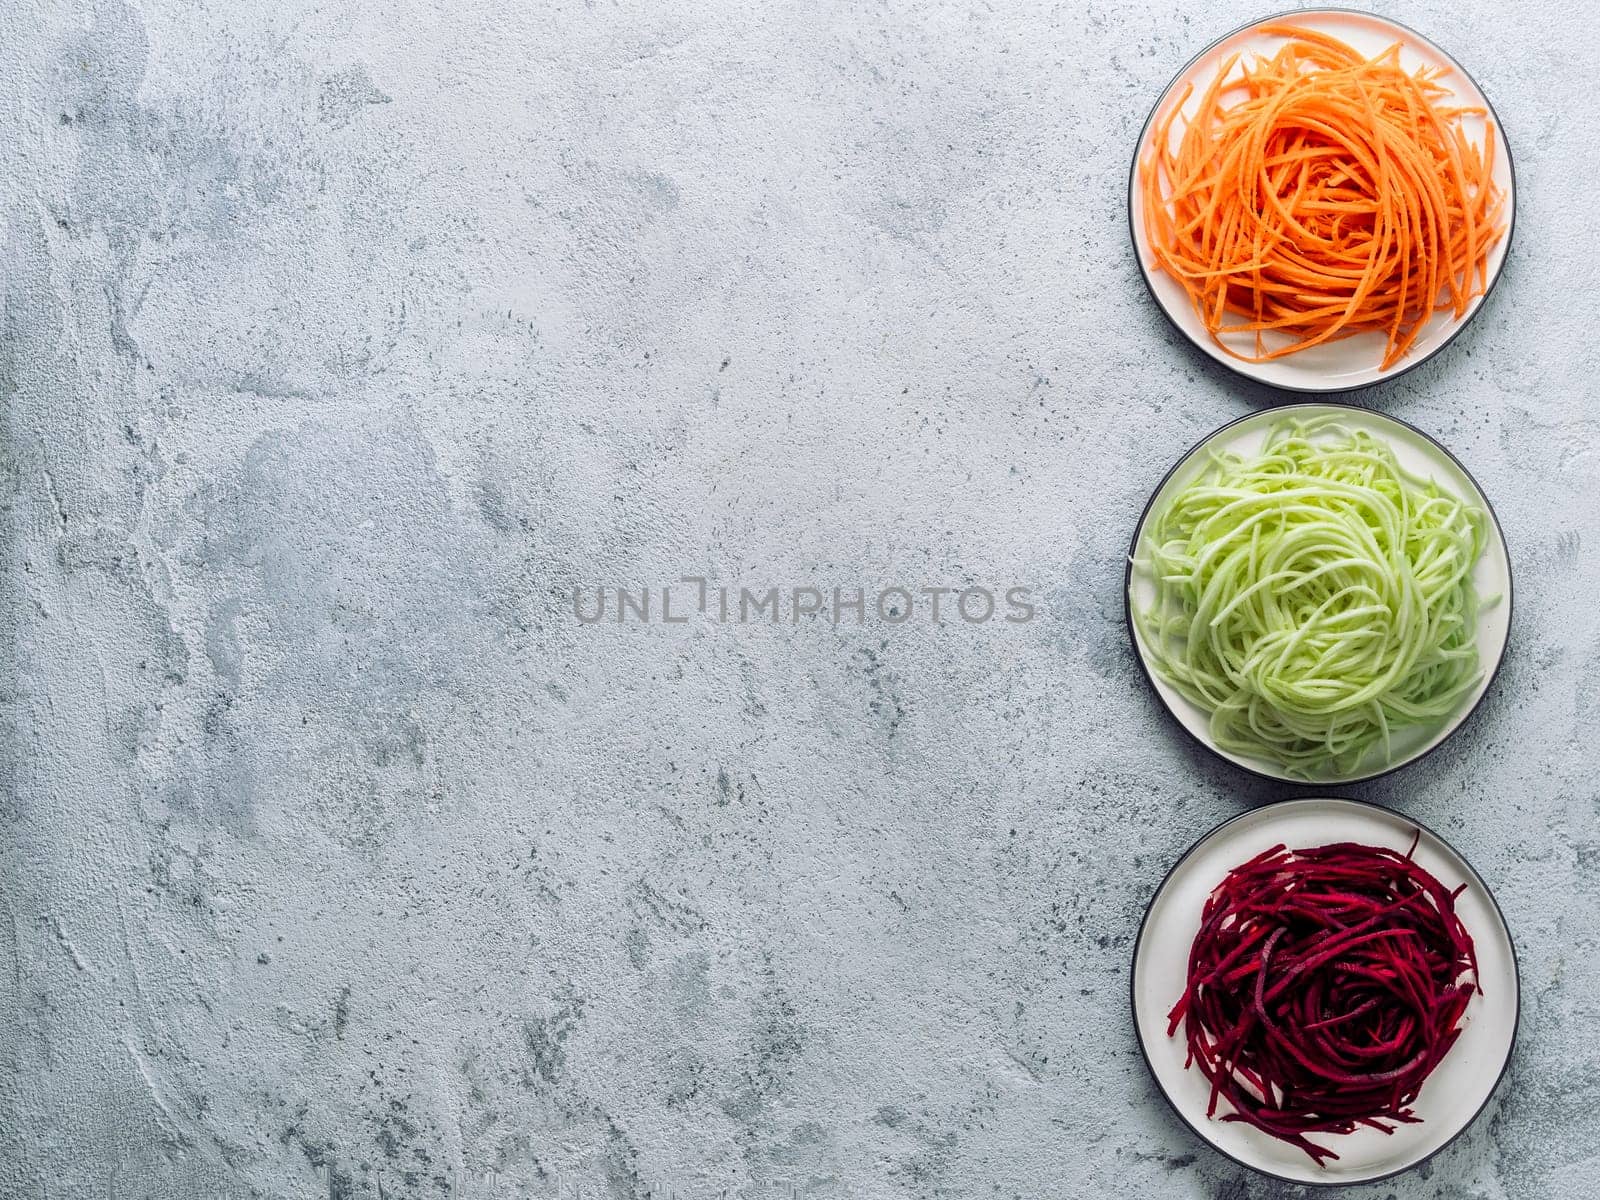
[1140,25,1506,370]
[1169,838,1479,1165]
[1132,416,1488,780]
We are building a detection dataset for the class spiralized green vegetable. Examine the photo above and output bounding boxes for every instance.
[1134,417,1488,779]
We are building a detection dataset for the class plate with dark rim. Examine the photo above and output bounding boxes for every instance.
[1125,401,1512,786]
[1129,8,1516,393]
[1131,796,1519,1186]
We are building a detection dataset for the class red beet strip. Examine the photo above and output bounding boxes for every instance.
[1167,838,1479,1165]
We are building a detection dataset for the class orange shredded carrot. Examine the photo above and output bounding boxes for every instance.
[1140,25,1506,371]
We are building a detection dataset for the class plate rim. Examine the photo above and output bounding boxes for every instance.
[1126,6,1519,394]
[1122,399,1515,786]
[1128,794,1522,1187]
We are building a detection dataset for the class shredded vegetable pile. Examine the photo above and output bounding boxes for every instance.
[1134,417,1487,779]
[1170,838,1479,1165]
[1140,25,1505,369]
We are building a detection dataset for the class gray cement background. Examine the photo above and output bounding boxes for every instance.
[2,1,1596,1197]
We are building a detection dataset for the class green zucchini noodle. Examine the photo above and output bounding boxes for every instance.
[1133,416,1489,779]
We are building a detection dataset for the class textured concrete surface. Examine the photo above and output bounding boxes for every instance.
[2,2,1597,1198]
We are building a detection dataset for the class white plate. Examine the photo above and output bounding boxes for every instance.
[1125,402,1511,785]
[1132,797,1519,1186]
[1129,9,1516,392]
